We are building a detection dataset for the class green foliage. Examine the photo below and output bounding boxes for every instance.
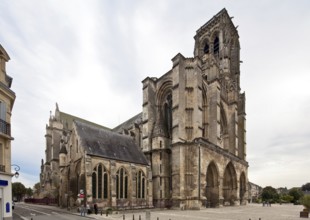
[12,182,26,201]
[257,198,262,203]
[261,186,279,203]
[252,197,261,203]
[33,182,41,195]
[302,183,310,192]
[25,187,33,197]
[280,194,293,203]
[301,195,310,209]
[288,187,304,203]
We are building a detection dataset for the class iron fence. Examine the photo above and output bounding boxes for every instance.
[0,119,10,136]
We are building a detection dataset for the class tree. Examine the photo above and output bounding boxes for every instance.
[302,183,310,192]
[280,194,293,203]
[12,182,26,201]
[261,186,279,203]
[25,187,33,198]
[288,187,304,203]
[301,195,310,209]
[33,182,41,196]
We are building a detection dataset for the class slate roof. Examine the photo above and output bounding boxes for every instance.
[74,120,149,165]
[112,112,142,133]
[59,111,110,131]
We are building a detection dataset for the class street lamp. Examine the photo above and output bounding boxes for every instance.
[11,164,20,178]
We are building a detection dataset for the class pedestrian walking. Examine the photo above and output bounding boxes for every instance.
[94,203,98,215]
[80,204,86,216]
[86,203,91,214]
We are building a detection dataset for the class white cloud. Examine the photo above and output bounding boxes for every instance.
[1,0,310,189]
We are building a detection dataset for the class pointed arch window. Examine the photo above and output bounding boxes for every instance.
[92,164,109,199]
[92,172,97,198]
[116,167,128,199]
[220,105,228,137]
[204,43,210,54]
[214,37,219,54]
[202,86,208,138]
[136,170,145,199]
[163,93,172,138]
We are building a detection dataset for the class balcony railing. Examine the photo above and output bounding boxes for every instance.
[0,164,5,172]
[0,119,11,136]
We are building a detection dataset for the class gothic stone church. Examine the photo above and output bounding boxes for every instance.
[39,8,248,210]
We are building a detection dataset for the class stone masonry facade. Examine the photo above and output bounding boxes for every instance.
[0,44,16,220]
[39,8,248,210]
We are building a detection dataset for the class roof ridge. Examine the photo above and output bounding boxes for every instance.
[59,110,110,130]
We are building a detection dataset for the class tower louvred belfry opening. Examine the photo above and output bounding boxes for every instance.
[40,8,248,210]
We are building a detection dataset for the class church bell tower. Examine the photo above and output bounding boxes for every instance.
[142,8,247,209]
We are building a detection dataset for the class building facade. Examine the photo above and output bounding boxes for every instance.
[40,105,152,209]
[248,182,262,203]
[40,8,248,210]
[0,45,16,220]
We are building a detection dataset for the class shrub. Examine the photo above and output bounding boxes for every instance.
[289,188,304,203]
[106,207,113,214]
[280,194,294,203]
[301,195,310,210]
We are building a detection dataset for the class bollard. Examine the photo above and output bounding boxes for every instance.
[123,214,125,220]
[133,214,135,220]
[157,217,159,220]
[139,215,141,220]
[101,210,103,216]
[146,210,151,220]
[259,218,261,220]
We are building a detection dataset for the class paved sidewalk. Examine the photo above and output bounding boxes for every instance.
[82,204,305,220]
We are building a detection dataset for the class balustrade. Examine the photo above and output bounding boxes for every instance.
[0,119,11,136]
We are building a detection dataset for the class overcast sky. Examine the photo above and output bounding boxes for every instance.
[1,0,309,189]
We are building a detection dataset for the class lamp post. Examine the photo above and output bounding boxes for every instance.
[11,164,20,178]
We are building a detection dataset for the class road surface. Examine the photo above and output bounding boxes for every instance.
[13,203,91,220]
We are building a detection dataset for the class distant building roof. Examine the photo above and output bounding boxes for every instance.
[74,120,149,165]
[112,112,142,133]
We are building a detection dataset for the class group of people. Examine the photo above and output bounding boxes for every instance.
[262,201,271,207]
[80,203,99,216]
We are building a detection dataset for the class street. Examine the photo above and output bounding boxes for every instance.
[12,203,91,220]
